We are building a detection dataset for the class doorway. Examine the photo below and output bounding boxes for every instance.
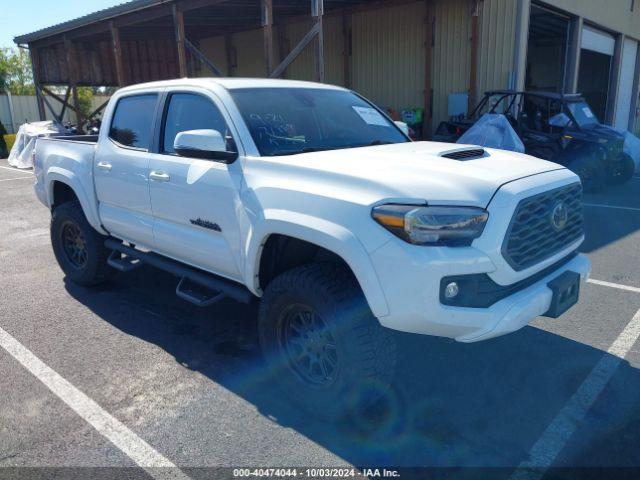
[526,4,570,93]
[577,25,615,123]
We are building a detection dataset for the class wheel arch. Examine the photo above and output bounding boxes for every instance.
[47,170,107,235]
[245,212,390,318]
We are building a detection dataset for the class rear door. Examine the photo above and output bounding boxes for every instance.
[94,92,160,248]
[147,89,245,281]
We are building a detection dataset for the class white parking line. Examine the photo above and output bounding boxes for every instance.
[0,176,33,182]
[583,203,640,213]
[510,308,640,480]
[588,278,640,294]
[0,165,33,174]
[0,326,190,480]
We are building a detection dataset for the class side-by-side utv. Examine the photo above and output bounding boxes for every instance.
[434,90,635,192]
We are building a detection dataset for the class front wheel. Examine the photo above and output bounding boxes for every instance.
[606,153,636,185]
[258,263,397,421]
[51,201,114,286]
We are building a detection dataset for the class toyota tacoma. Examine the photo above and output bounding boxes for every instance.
[33,78,591,416]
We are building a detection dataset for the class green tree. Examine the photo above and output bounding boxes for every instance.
[0,48,34,95]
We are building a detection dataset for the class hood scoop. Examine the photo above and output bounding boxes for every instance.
[440,148,486,161]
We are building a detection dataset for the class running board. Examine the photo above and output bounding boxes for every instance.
[107,250,142,272]
[176,277,227,307]
[105,239,253,305]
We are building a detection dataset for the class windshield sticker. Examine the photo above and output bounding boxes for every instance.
[582,107,594,118]
[352,106,390,127]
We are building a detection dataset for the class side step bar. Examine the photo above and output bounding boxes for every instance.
[105,239,253,305]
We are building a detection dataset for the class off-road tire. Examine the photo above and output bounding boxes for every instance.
[606,153,636,185]
[51,200,113,286]
[258,262,397,421]
[568,155,605,193]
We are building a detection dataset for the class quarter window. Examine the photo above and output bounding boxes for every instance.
[108,94,157,150]
[162,93,235,154]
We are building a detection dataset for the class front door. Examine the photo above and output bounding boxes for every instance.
[94,93,159,248]
[147,90,244,281]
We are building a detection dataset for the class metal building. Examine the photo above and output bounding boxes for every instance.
[13,0,640,136]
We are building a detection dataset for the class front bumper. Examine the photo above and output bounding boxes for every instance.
[369,240,590,342]
[367,169,590,342]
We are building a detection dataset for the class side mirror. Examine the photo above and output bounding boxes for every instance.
[394,121,410,136]
[174,129,237,163]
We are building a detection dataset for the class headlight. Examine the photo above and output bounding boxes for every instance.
[372,204,488,246]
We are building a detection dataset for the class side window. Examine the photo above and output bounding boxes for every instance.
[108,94,157,150]
[162,93,235,154]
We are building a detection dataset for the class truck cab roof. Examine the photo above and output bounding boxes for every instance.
[116,77,348,94]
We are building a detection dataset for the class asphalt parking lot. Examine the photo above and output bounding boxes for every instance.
[1,159,639,479]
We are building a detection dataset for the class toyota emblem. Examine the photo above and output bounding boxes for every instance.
[551,201,569,231]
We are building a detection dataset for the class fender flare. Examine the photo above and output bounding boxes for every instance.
[244,210,390,318]
[46,168,108,235]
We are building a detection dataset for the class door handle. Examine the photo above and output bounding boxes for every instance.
[97,161,112,171]
[149,171,170,182]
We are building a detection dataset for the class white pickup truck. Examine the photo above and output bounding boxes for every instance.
[34,78,590,415]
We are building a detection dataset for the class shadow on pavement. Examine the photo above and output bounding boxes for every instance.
[64,264,640,476]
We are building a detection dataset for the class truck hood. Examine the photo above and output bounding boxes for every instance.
[266,141,566,207]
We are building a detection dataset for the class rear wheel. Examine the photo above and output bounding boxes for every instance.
[51,201,114,286]
[258,263,397,421]
[606,153,635,185]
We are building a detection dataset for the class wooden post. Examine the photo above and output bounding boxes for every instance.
[468,0,479,114]
[262,0,275,75]
[110,21,125,86]
[28,47,46,121]
[225,35,236,76]
[173,3,188,77]
[342,14,352,88]
[64,36,83,130]
[423,0,435,138]
[312,0,325,83]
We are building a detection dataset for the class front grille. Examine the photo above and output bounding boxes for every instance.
[502,183,583,271]
[441,148,485,160]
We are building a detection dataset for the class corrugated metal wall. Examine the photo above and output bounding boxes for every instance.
[233,28,268,77]
[432,0,471,126]
[198,36,229,76]
[477,0,517,96]
[351,1,426,110]
[193,0,521,133]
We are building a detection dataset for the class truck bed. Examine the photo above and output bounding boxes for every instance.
[47,134,99,143]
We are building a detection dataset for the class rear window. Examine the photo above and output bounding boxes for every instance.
[109,94,158,150]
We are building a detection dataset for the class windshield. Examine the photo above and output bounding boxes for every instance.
[229,88,409,156]
[566,101,599,127]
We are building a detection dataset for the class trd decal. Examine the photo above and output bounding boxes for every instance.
[190,218,222,232]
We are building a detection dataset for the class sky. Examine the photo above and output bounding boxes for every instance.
[2,0,126,49]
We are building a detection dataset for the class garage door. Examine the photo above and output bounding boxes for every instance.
[581,25,615,56]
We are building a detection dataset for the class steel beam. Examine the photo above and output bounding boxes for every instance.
[110,21,125,86]
[262,0,275,75]
[173,3,188,77]
[312,0,325,83]
[28,47,46,121]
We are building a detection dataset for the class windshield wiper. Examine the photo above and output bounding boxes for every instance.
[368,140,394,146]
[269,146,334,156]
[269,142,395,156]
